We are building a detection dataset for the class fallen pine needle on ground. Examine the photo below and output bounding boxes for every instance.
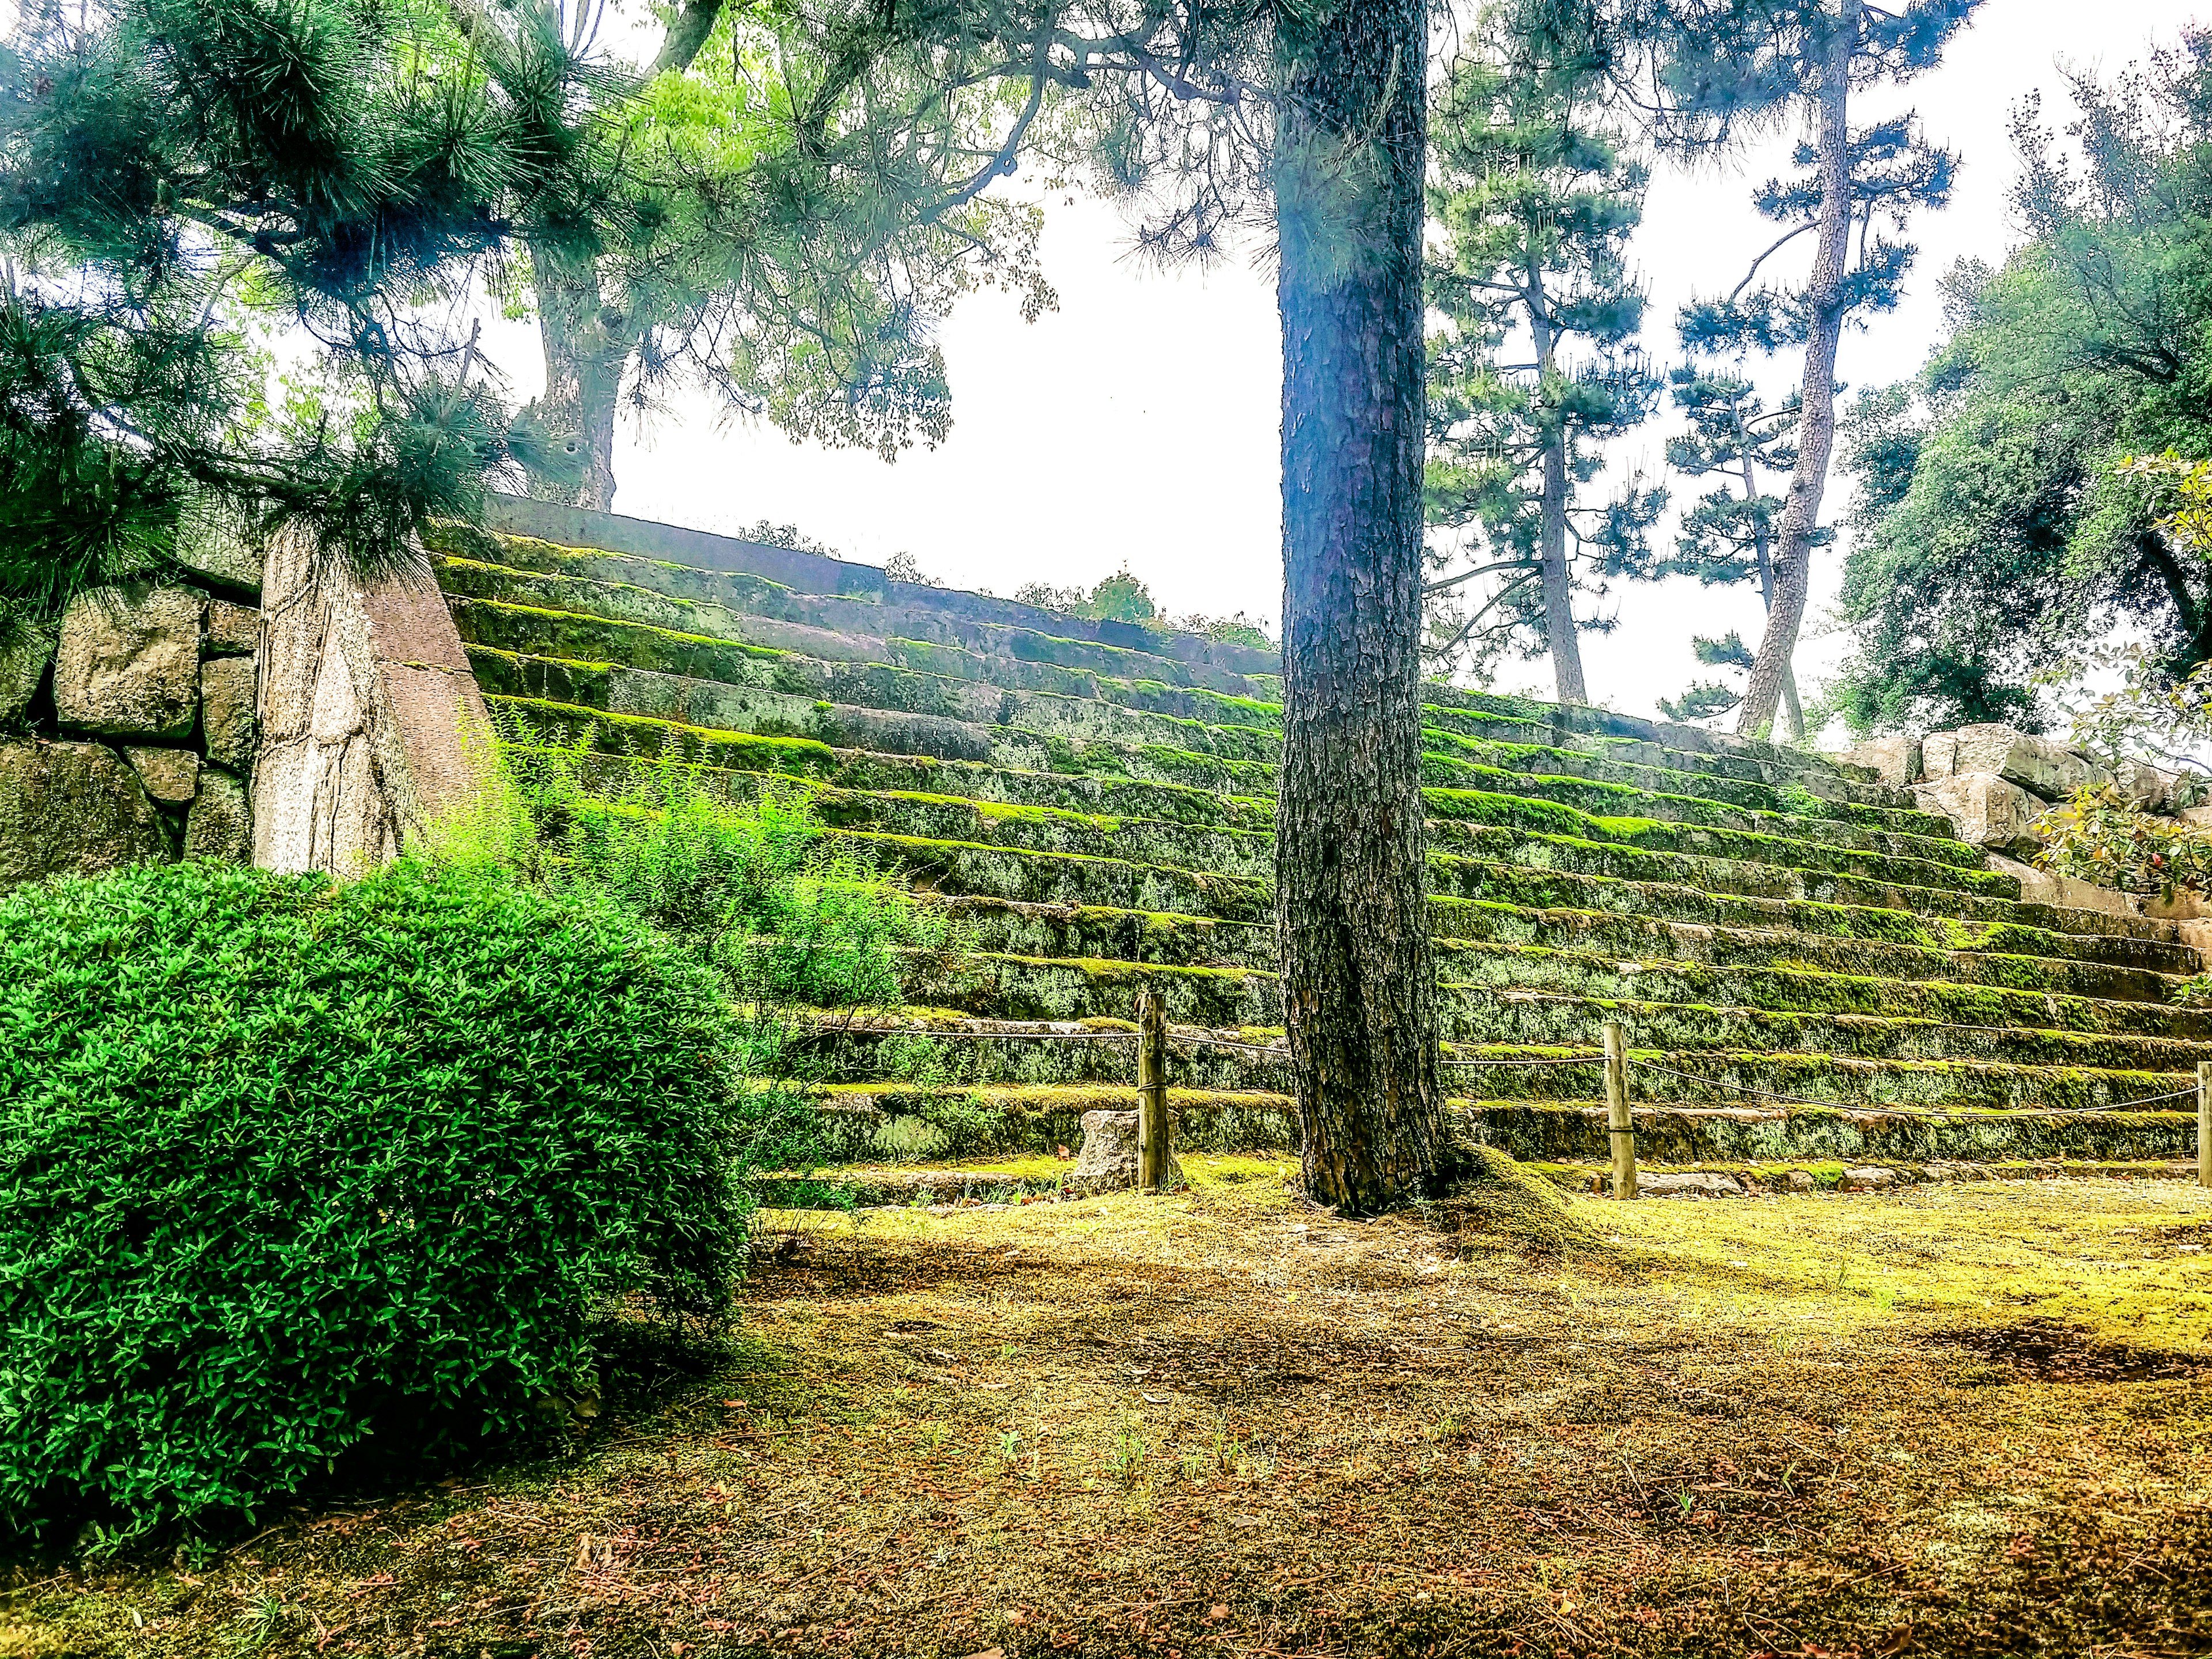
[6,1161,2211,1659]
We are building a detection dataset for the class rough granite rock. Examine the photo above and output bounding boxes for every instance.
[53,586,202,738]
[199,655,258,770]
[0,737,171,885]
[1980,851,2138,919]
[1634,1171,1744,1199]
[1069,1108,1184,1189]
[184,767,252,862]
[204,600,260,656]
[0,626,52,726]
[1911,772,2047,859]
[1925,724,2111,801]
[1838,734,1921,789]
[124,745,200,803]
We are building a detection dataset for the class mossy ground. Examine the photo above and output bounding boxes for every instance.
[9,1169,2210,1659]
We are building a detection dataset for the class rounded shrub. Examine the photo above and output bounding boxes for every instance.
[0,859,746,1544]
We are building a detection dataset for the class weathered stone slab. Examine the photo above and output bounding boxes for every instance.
[1925,725,2111,801]
[0,738,171,885]
[204,600,260,656]
[54,586,202,738]
[1634,1171,1745,1198]
[124,745,199,803]
[1837,735,1921,789]
[254,532,493,877]
[0,625,52,726]
[184,766,251,862]
[1913,772,2047,858]
[200,655,257,770]
[1980,852,2139,919]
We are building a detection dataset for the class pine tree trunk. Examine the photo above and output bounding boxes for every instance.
[1529,279,1587,705]
[532,248,624,513]
[1744,456,1803,741]
[1736,1,1856,738]
[1272,0,1449,1217]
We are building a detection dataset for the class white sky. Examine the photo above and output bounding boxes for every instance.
[474,0,2202,730]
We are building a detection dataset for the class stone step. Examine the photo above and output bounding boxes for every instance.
[879,947,2207,1060]
[937,892,2195,997]
[810,1077,2195,1166]
[800,1014,2198,1113]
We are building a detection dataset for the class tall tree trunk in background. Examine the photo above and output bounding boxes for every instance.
[1528,273,1588,704]
[532,248,626,512]
[1273,0,1449,1217]
[1741,453,1804,740]
[1736,0,1856,738]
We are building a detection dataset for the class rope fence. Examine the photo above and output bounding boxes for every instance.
[822,1006,2212,1195]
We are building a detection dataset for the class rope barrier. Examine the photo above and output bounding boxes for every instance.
[1629,1060,2203,1118]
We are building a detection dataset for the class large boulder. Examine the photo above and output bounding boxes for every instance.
[1838,735,1921,790]
[0,738,172,887]
[0,626,52,726]
[199,655,258,770]
[184,767,252,863]
[1924,725,2110,802]
[53,586,202,740]
[1911,772,2047,859]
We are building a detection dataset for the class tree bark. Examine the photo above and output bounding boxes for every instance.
[1272,0,1449,1217]
[1528,273,1588,704]
[531,247,625,513]
[1742,453,1803,741]
[1735,0,1856,738]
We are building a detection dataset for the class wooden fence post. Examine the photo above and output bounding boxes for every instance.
[1604,1020,1636,1200]
[2199,1062,2210,1191]
[1137,993,1170,1193]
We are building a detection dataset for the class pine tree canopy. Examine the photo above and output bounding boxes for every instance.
[0,0,604,628]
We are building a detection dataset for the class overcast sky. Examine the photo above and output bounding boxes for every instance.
[475,0,2202,729]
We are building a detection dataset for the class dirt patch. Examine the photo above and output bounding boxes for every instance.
[1925,1318,2207,1384]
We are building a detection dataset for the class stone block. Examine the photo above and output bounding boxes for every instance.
[1068,1108,1184,1189]
[1911,772,2048,859]
[1932,724,2111,801]
[204,600,260,656]
[124,745,199,803]
[0,737,171,886]
[1837,734,1921,789]
[1635,1171,1744,1198]
[54,585,202,739]
[0,625,53,725]
[1981,851,2139,919]
[200,655,259,770]
[184,766,251,862]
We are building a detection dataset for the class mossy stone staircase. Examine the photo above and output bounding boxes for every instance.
[426,499,2210,1174]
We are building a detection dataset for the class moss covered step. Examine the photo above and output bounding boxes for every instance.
[833,830,1270,921]
[895,950,1279,1027]
[1426,790,1991,891]
[1427,899,2198,999]
[804,1016,2195,1115]
[801,786,1274,878]
[434,544,1272,703]
[1434,941,2206,1039]
[1461,1101,2197,1166]
[1429,833,2012,919]
[815,1082,1298,1161]
[1437,988,2210,1072]
[935,896,1272,968]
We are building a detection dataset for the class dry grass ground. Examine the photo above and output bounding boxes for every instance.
[6,1162,2212,1659]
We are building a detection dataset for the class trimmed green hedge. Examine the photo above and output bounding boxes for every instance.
[0,861,747,1544]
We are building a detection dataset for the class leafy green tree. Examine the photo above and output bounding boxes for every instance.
[1653,367,1812,732]
[1424,8,1663,703]
[0,0,577,631]
[1832,33,2212,732]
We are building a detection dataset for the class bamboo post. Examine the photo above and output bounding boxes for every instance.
[1137,993,1170,1193]
[2199,1062,2210,1191]
[1604,1020,1636,1200]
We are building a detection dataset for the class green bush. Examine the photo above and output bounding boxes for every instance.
[0,860,750,1546]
